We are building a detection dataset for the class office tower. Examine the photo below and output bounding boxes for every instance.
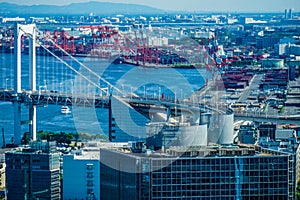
[5,141,60,200]
[288,9,293,19]
[100,144,295,200]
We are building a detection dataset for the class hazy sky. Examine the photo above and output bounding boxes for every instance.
[2,0,299,12]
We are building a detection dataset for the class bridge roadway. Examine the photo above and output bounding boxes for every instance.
[0,89,229,116]
[1,89,299,125]
[0,89,110,108]
[234,114,300,125]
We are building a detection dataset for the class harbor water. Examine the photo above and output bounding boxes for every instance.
[0,53,208,146]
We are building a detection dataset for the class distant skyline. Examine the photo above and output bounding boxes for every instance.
[1,0,299,12]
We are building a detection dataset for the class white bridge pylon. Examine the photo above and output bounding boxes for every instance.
[14,23,37,145]
[12,23,132,145]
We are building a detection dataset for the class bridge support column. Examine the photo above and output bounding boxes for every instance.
[166,107,171,122]
[14,23,36,93]
[14,24,22,93]
[108,96,113,142]
[29,26,36,91]
[29,104,37,141]
[14,23,37,145]
[13,102,22,145]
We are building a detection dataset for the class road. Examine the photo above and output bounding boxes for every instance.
[238,74,263,102]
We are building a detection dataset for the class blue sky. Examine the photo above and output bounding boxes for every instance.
[3,0,300,12]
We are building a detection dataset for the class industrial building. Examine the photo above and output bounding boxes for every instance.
[261,58,284,68]
[100,144,296,200]
[146,113,234,150]
[5,141,60,200]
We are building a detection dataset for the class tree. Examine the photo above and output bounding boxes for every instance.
[296,181,300,199]
[37,131,73,145]
[74,133,79,147]
[21,132,30,145]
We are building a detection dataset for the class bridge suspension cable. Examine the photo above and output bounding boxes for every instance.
[34,27,128,96]
[38,43,108,95]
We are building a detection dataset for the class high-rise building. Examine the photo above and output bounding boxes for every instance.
[256,36,280,49]
[63,148,100,200]
[284,8,293,19]
[288,9,293,19]
[5,141,61,200]
[100,144,296,200]
[108,96,148,142]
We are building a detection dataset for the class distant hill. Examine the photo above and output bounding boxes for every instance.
[0,1,164,16]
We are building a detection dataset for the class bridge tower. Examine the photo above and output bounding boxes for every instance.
[14,23,37,145]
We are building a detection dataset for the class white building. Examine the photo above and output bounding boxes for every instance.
[1,17,25,23]
[0,163,5,191]
[275,43,288,55]
[147,36,168,47]
[63,142,127,200]
[63,148,100,200]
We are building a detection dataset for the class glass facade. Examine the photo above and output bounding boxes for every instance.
[5,145,61,200]
[150,156,291,200]
[100,147,295,200]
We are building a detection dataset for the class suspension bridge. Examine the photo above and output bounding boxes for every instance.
[0,23,230,146]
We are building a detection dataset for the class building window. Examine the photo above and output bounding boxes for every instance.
[87,180,94,187]
[87,172,94,178]
[87,189,94,194]
[86,164,93,170]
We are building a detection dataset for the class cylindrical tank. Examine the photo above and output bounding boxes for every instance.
[207,113,234,145]
[178,124,207,146]
[146,123,208,149]
[217,114,234,144]
[199,113,211,125]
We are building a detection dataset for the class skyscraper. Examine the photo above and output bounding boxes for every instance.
[5,141,61,200]
[100,144,295,200]
[288,9,293,19]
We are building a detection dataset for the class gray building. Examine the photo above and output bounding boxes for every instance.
[5,141,61,200]
[100,144,295,200]
[238,123,256,144]
[256,37,280,49]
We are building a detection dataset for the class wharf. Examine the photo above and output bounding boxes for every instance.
[122,60,203,69]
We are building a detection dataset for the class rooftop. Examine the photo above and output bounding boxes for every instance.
[65,142,127,160]
[68,150,100,160]
[101,143,287,159]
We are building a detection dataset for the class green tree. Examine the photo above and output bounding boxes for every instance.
[296,181,300,199]
[37,131,73,145]
[74,133,79,147]
[21,132,30,145]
